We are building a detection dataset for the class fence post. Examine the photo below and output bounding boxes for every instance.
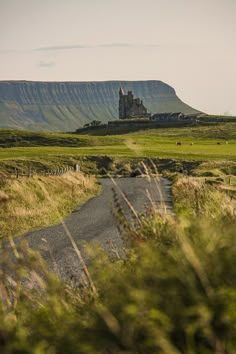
[15,168,19,178]
[75,164,80,172]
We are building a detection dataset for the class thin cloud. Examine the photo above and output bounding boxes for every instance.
[34,43,139,52]
[37,60,56,68]
[100,43,134,48]
[35,44,90,51]
[1,43,189,55]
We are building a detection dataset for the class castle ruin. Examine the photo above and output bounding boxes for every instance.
[119,88,150,119]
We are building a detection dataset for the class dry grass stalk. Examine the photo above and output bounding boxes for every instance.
[108,173,142,227]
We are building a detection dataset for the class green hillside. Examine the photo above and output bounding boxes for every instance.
[0,80,199,132]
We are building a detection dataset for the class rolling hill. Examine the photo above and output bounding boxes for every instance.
[0,80,200,132]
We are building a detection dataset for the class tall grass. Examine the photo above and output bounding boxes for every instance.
[0,172,99,239]
[173,176,235,218]
[0,175,236,353]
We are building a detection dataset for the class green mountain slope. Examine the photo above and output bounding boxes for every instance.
[0,80,200,132]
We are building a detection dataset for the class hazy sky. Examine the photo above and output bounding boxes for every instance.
[0,0,235,114]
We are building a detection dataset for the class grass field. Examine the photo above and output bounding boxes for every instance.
[0,124,235,164]
[0,142,235,160]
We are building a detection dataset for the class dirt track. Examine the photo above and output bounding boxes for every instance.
[24,177,172,281]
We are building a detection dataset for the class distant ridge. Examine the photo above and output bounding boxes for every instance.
[0,80,200,132]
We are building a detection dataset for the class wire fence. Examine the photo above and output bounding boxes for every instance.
[0,164,80,179]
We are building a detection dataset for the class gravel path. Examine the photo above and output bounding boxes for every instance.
[24,177,172,281]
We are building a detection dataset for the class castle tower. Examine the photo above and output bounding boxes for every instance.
[119,88,149,119]
[119,87,126,119]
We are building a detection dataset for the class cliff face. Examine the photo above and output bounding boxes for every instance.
[0,80,199,132]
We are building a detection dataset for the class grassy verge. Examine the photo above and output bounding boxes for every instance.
[172,175,236,217]
[0,172,100,239]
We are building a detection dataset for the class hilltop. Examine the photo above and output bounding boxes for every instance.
[0,80,199,132]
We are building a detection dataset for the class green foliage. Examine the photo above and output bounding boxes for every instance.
[86,216,236,353]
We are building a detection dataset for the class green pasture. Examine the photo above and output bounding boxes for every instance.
[0,138,235,161]
[0,124,235,161]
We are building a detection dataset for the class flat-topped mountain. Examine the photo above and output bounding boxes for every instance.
[0,80,199,132]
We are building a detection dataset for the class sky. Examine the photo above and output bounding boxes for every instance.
[0,0,235,115]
